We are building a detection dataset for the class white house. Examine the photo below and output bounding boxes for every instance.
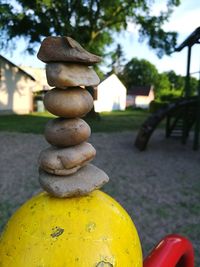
[0,55,35,114]
[127,85,155,108]
[20,65,51,92]
[94,74,127,112]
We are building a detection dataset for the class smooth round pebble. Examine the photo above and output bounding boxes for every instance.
[46,63,100,88]
[45,118,91,147]
[44,88,93,118]
[39,142,96,176]
[39,164,109,198]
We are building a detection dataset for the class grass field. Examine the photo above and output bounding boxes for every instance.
[0,109,149,134]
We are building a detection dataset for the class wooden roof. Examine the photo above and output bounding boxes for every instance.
[0,55,35,81]
[128,85,153,96]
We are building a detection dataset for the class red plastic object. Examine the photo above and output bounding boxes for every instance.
[143,234,194,267]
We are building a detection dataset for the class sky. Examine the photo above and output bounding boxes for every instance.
[3,0,200,77]
[117,0,200,77]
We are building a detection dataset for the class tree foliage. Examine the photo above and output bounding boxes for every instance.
[165,70,185,90]
[158,73,171,91]
[165,70,198,95]
[189,76,199,95]
[120,57,160,91]
[121,58,199,99]
[107,43,126,74]
[0,0,180,57]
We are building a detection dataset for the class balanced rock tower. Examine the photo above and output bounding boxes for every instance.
[37,36,109,198]
[0,37,142,267]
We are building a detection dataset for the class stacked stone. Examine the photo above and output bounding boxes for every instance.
[37,36,109,198]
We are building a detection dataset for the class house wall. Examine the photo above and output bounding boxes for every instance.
[126,95,135,107]
[135,89,155,108]
[21,66,51,92]
[0,59,34,114]
[94,74,127,112]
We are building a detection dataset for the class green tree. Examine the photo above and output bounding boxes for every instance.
[190,76,199,95]
[165,70,199,96]
[109,44,125,74]
[157,73,171,91]
[0,0,180,58]
[165,70,185,91]
[120,57,160,92]
[157,72,182,101]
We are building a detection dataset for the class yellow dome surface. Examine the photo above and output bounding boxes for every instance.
[0,190,142,267]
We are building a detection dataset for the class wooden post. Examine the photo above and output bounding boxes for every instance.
[182,46,191,144]
[193,77,200,150]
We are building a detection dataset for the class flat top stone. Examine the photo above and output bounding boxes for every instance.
[37,36,101,65]
[39,164,109,198]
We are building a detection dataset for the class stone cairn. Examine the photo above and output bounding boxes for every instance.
[37,36,109,198]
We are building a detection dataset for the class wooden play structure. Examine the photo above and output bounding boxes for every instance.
[135,27,200,151]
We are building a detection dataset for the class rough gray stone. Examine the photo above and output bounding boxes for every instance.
[39,164,109,198]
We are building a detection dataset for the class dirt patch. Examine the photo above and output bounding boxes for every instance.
[0,130,199,265]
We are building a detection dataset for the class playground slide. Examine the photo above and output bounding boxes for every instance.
[135,97,197,151]
[143,234,194,267]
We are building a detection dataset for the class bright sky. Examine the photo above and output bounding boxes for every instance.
[3,0,200,77]
[117,0,200,77]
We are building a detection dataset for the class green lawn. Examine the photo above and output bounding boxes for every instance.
[0,109,149,134]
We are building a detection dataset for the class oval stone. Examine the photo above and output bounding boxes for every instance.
[45,118,91,147]
[39,142,96,176]
[46,63,100,88]
[44,88,93,118]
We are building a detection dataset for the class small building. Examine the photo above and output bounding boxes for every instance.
[0,55,35,114]
[21,66,52,112]
[20,66,51,93]
[94,74,127,112]
[127,85,155,108]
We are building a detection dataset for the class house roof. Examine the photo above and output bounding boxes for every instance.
[99,73,126,90]
[0,55,35,81]
[128,85,153,96]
